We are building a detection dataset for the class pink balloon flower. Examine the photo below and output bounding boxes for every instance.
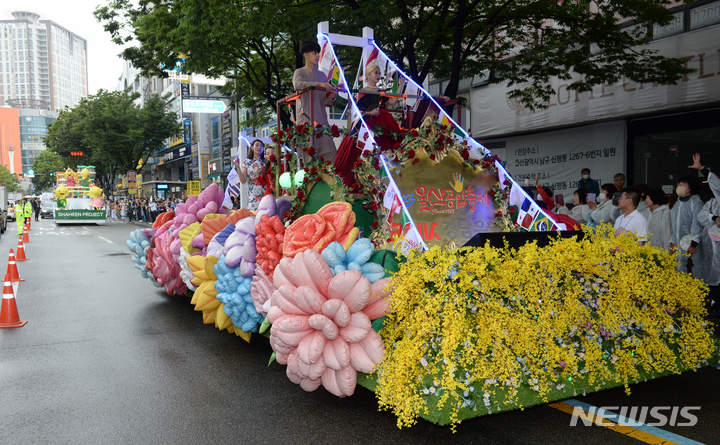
[267,249,390,397]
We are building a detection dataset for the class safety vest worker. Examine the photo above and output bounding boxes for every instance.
[16,200,27,235]
[24,201,33,219]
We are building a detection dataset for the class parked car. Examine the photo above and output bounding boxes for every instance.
[7,200,15,222]
[40,201,57,219]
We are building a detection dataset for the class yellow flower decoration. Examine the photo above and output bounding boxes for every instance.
[374,224,717,430]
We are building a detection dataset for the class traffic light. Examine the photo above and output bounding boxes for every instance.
[70,151,84,157]
[58,151,84,157]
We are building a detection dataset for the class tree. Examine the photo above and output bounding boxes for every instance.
[44,89,182,186]
[0,165,21,192]
[31,151,64,193]
[95,0,320,127]
[96,0,692,116]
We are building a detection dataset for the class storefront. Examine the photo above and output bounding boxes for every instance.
[469,5,720,200]
[628,107,720,202]
[148,121,192,198]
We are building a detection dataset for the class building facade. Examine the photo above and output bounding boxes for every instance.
[0,11,88,112]
[19,108,57,175]
[430,0,720,202]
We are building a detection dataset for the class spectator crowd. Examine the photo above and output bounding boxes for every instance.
[106,197,185,223]
[533,153,720,321]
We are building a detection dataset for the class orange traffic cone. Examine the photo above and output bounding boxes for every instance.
[22,226,30,243]
[0,274,27,328]
[16,238,28,262]
[6,249,24,283]
[25,218,31,231]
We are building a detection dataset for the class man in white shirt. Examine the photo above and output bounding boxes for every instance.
[614,187,649,245]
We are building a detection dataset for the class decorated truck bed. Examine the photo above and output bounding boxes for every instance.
[55,198,106,225]
[127,179,718,430]
[125,30,718,430]
[53,166,106,225]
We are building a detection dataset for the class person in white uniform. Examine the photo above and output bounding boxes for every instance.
[556,189,591,225]
[690,153,720,320]
[644,188,673,251]
[669,174,705,278]
[586,183,618,228]
[614,187,649,245]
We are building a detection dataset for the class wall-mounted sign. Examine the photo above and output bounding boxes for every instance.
[187,180,201,197]
[159,144,192,165]
[208,160,221,176]
[182,99,226,114]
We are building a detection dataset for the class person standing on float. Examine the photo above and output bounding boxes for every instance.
[335,59,405,187]
[292,41,338,164]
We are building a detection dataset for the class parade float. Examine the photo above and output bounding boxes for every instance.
[53,166,106,224]
[126,26,719,430]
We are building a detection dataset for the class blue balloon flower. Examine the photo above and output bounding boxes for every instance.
[321,238,385,283]
[214,255,263,332]
[128,229,161,287]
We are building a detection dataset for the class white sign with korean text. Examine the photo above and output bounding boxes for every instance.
[485,121,626,203]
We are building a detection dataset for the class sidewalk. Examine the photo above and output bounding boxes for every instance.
[104,217,152,226]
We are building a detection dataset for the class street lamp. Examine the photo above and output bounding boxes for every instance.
[8,143,15,174]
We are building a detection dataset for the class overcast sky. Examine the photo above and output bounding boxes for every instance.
[4,0,130,94]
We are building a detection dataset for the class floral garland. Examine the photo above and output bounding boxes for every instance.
[268,123,351,221]
[352,118,507,244]
[268,119,522,239]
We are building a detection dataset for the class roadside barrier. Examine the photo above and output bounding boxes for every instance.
[22,224,30,244]
[6,249,24,283]
[16,237,28,261]
[0,274,27,328]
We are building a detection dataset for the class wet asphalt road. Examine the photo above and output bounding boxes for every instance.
[0,218,718,445]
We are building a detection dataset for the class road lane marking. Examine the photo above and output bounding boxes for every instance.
[549,399,703,445]
[98,236,114,244]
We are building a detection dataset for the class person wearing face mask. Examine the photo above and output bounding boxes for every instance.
[644,188,673,251]
[669,174,704,277]
[586,183,618,227]
[577,168,600,196]
[689,153,720,320]
[556,189,590,225]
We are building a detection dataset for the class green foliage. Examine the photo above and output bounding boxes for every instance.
[0,165,21,192]
[95,0,318,126]
[95,0,693,114]
[31,151,64,193]
[44,89,181,184]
